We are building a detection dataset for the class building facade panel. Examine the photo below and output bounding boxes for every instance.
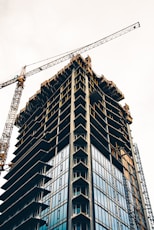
[40,146,69,230]
[92,145,130,230]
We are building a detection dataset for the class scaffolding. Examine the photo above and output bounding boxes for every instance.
[134,143,154,230]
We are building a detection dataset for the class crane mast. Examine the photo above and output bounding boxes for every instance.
[0,22,140,170]
[0,67,26,170]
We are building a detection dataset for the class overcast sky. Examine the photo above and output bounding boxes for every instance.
[0,0,154,213]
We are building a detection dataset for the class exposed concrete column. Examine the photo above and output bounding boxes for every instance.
[68,69,76,230]
[55,87,62,155]
[85,75,94,230]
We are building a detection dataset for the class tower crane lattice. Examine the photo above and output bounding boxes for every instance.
[134,143,154,230]
[0,22,140,171]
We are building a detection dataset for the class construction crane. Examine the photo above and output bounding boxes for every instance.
[0,22,140,171]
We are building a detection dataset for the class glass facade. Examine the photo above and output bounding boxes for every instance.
[40,145,69,230]
[92,145,130,230]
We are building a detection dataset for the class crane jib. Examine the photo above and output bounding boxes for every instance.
[25,22,140,78]
[0,22,140,88]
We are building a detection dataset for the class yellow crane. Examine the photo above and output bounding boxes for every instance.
[0,22,140,171]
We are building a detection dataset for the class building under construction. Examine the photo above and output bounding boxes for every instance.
[0,55,153,230]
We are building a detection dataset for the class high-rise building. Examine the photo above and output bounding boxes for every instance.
[0,55,153,230]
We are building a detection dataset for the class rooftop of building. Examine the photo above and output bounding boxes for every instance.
[15,54,125,128]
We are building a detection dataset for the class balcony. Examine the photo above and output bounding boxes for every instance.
[73,176,89,187]
[72,193,89,204]
[0,173,50,209]
[0,201,48,229]
[74,95,86,108]
[74,135,87,147]
[74,124,87,136]
[72,212,90,224]
[73,161,88,171]
[73,148,88,158]
[74,104,86,118]
[0,186,50,222]
[2,161,51,190]
[74,86,86,99]
[5,140,51,181]
[15,216,46,230]
[74,114,86,128]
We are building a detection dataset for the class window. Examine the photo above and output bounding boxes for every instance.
[73,187,81,196]
[73,223,81,230]
[73,204,81,214]
[61,151,64,159]
[73,171,87,179]
[57,209,60,220]
[58,193,61,202]
[60,163,63,171]
[59,177,62,186]
[92,145,131,230]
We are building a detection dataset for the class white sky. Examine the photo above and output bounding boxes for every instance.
[0,0,154,213]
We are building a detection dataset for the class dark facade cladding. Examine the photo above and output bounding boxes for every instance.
[0,55,150,230]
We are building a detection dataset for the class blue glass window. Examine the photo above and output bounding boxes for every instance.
[92,145,130,230]
[40,146,69,230]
